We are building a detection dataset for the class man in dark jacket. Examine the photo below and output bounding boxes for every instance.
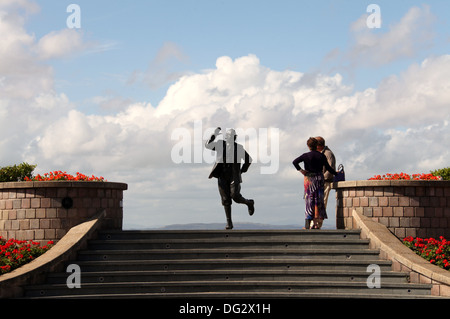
[205,127,255,229]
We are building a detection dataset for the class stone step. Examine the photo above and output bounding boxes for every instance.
[44,269,410,285]
[92,229,366,250]
[76,248,381,261]
[65,258,395,272]
[25,291,440,299]
[22,229,435,299]
[24,280,432,298]
[97,229,362,240]
[87,238,371,250]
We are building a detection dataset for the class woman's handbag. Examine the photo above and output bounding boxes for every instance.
[334,164,345,182]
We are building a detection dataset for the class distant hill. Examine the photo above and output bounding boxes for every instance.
[126,222,334,230]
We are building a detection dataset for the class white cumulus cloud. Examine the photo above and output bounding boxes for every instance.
[35,28,87,60]
[26,53,450,229]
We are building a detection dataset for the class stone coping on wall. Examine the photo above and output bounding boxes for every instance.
[352,209,450,297]
[0,209,105,298]
[332,180,450,188]
[0,181,128,190]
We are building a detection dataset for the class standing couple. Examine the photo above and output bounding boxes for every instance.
[206,127,336,230]
[292,136,337,229]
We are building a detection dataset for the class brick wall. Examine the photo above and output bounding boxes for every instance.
[333,180,450,239]
[0,181,127,243]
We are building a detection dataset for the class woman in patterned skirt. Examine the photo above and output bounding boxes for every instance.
[292,138,338,229]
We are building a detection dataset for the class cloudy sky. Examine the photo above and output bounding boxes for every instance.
[1,0,449,229]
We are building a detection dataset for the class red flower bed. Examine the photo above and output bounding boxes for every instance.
[368,173,441,181]
[24,170,105,182]
[403,236,450,270]
[1,236,54,275]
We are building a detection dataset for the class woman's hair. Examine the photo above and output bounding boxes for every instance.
[307,137,318,150]
[315,136,325,147]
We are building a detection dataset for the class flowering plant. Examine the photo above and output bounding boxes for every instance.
[24,171,105,182]
[0,163,36,182]
[403,236,450,270]
[1,236,54,275]
[368,173,441,181]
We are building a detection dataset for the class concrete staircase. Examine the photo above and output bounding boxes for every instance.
[23,229,434,299]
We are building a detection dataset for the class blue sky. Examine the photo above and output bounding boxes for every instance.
[1,1,449,229]
[25,1,449,109]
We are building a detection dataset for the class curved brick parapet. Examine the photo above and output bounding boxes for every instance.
[0,181,127,243]
[0,210,105,298]
[332,180,450,239]
[351,209,450,297]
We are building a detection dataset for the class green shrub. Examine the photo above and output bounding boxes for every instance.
[431,167,450,181]
[0,163,36,182]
